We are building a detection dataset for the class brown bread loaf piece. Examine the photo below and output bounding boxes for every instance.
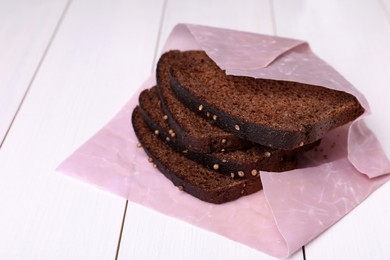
[138,87,318,178]
[156,50,251,153]
[132,106,262,204]
[169,51,365,150]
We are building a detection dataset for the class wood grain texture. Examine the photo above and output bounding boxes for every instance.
[0,0,164,258]
[118,1,303,259]
[0,0,388,259]
[0,0,69,144]
[272,0,390,259]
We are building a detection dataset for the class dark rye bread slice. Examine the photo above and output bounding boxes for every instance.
[156,50,251,153]
[132,106,262,204]
[169,51,365,150]
[139,87,317,178]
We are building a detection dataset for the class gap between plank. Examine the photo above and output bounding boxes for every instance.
[302,246,306,260]
[115,200,129,260]
[269,0,278,35]
[150,0,168,73]
[0,0,73,149]
[115,1,168,258]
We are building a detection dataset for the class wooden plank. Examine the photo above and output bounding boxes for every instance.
[0,0,69,145]
[0,0,164,258]
[119,203,304,260]
[118,1,303,259]
[155,0,275,64]
[305,183,390,260]
[272,0,390,259]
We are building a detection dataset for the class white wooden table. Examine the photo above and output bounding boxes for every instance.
[1,0,390,259]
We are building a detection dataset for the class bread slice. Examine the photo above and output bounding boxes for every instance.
[132,106,262,204]
[169,51,365,150]
[156,50,251,153]
[139,87,316,178]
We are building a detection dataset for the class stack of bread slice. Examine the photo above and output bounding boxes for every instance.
[132,50,364,204]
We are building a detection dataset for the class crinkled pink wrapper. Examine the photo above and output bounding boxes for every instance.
[57,24,390,258]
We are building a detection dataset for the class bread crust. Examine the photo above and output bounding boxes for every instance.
[132,107,262,204]
[156,51,251,153]
[169,51,364,150]
[138,87,319,179]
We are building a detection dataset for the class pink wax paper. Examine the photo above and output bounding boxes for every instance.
[57,24,390,258]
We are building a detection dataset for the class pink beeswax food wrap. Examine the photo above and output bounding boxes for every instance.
[57,24,390,258]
